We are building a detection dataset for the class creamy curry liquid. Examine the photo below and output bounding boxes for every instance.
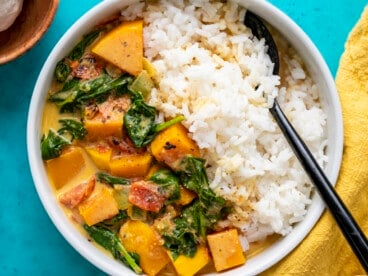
[42,102,98,230]
[42,100,280,275]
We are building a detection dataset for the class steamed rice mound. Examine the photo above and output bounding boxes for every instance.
[122,0,327,250]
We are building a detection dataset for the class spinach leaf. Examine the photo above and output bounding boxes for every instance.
[84,225,142,274]
[96,172,130,186]
[160,156,228,259]
[96,210,129,233]
[41,129,71,160]
[77,74,133,102]
[178,156,226,209]
[40,120,87,160]
[68,29,102,60]
[178,157,228,227]
[48,79,81,106]
[150,169,180,203]
[49,74,132,113]
[58,119,87,141]
[54,59,71,82]
[162,201,204,259]
[124,93,156,147]
[62,78,80,90]
[49,74,110,105]
[78,73,111,93]
[53,29,102,83]
[124,91,185,148]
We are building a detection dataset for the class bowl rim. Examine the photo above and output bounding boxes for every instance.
[27,0,343,275]
[0,0,60,65]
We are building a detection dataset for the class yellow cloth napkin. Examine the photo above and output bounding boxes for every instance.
[263,7,368,276]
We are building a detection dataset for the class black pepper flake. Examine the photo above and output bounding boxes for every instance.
[164,142,176,150]
[112,137,120,146]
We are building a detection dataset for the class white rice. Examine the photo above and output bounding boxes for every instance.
[121,0,327,249]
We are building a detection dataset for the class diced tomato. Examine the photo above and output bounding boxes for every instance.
[59,177,95,209]
[70,54,103,80]
[95,143,111,153]
[128,180,166,213]
[84,95,131,122]
[108,136,144,155]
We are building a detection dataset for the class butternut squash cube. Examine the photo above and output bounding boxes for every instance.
[119,220,170,276]
[78,185,119,226]
[84,96,129,141]
[109,153,152,178]
[176,186,197,206]
[84,120,123,140]
[207,229,246,272]
[85,143,112,171]
[46,147,86,189]
[150,123,200,170]
[92,20,143,76]
[169,246,210,276]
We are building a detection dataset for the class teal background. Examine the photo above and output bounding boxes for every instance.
[0,0,366,275]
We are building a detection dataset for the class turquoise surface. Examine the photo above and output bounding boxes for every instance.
[0,0,366,275]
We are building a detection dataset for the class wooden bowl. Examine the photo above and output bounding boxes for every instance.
[0,0,59,65]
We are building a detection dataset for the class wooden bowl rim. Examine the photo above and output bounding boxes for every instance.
[0,0,60,65]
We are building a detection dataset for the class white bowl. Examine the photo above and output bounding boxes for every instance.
[27,0,343,275]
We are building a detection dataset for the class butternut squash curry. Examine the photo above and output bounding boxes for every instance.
[41,19,246,275]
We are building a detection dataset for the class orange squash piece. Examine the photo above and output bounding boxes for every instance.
[150,123,200,170]
[109,153,152,178]
[169,246,210,276]
[84,96,129,141]
[119,220,170,276]
[92,20,143,76]
[176,186,197,206]
[85,143,112,171]
[78,185,119,226]
[207,229,246,272]
[46,147,86,189]
[84,120,123,140]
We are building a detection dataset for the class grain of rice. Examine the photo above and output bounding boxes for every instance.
[121,0,327,248]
